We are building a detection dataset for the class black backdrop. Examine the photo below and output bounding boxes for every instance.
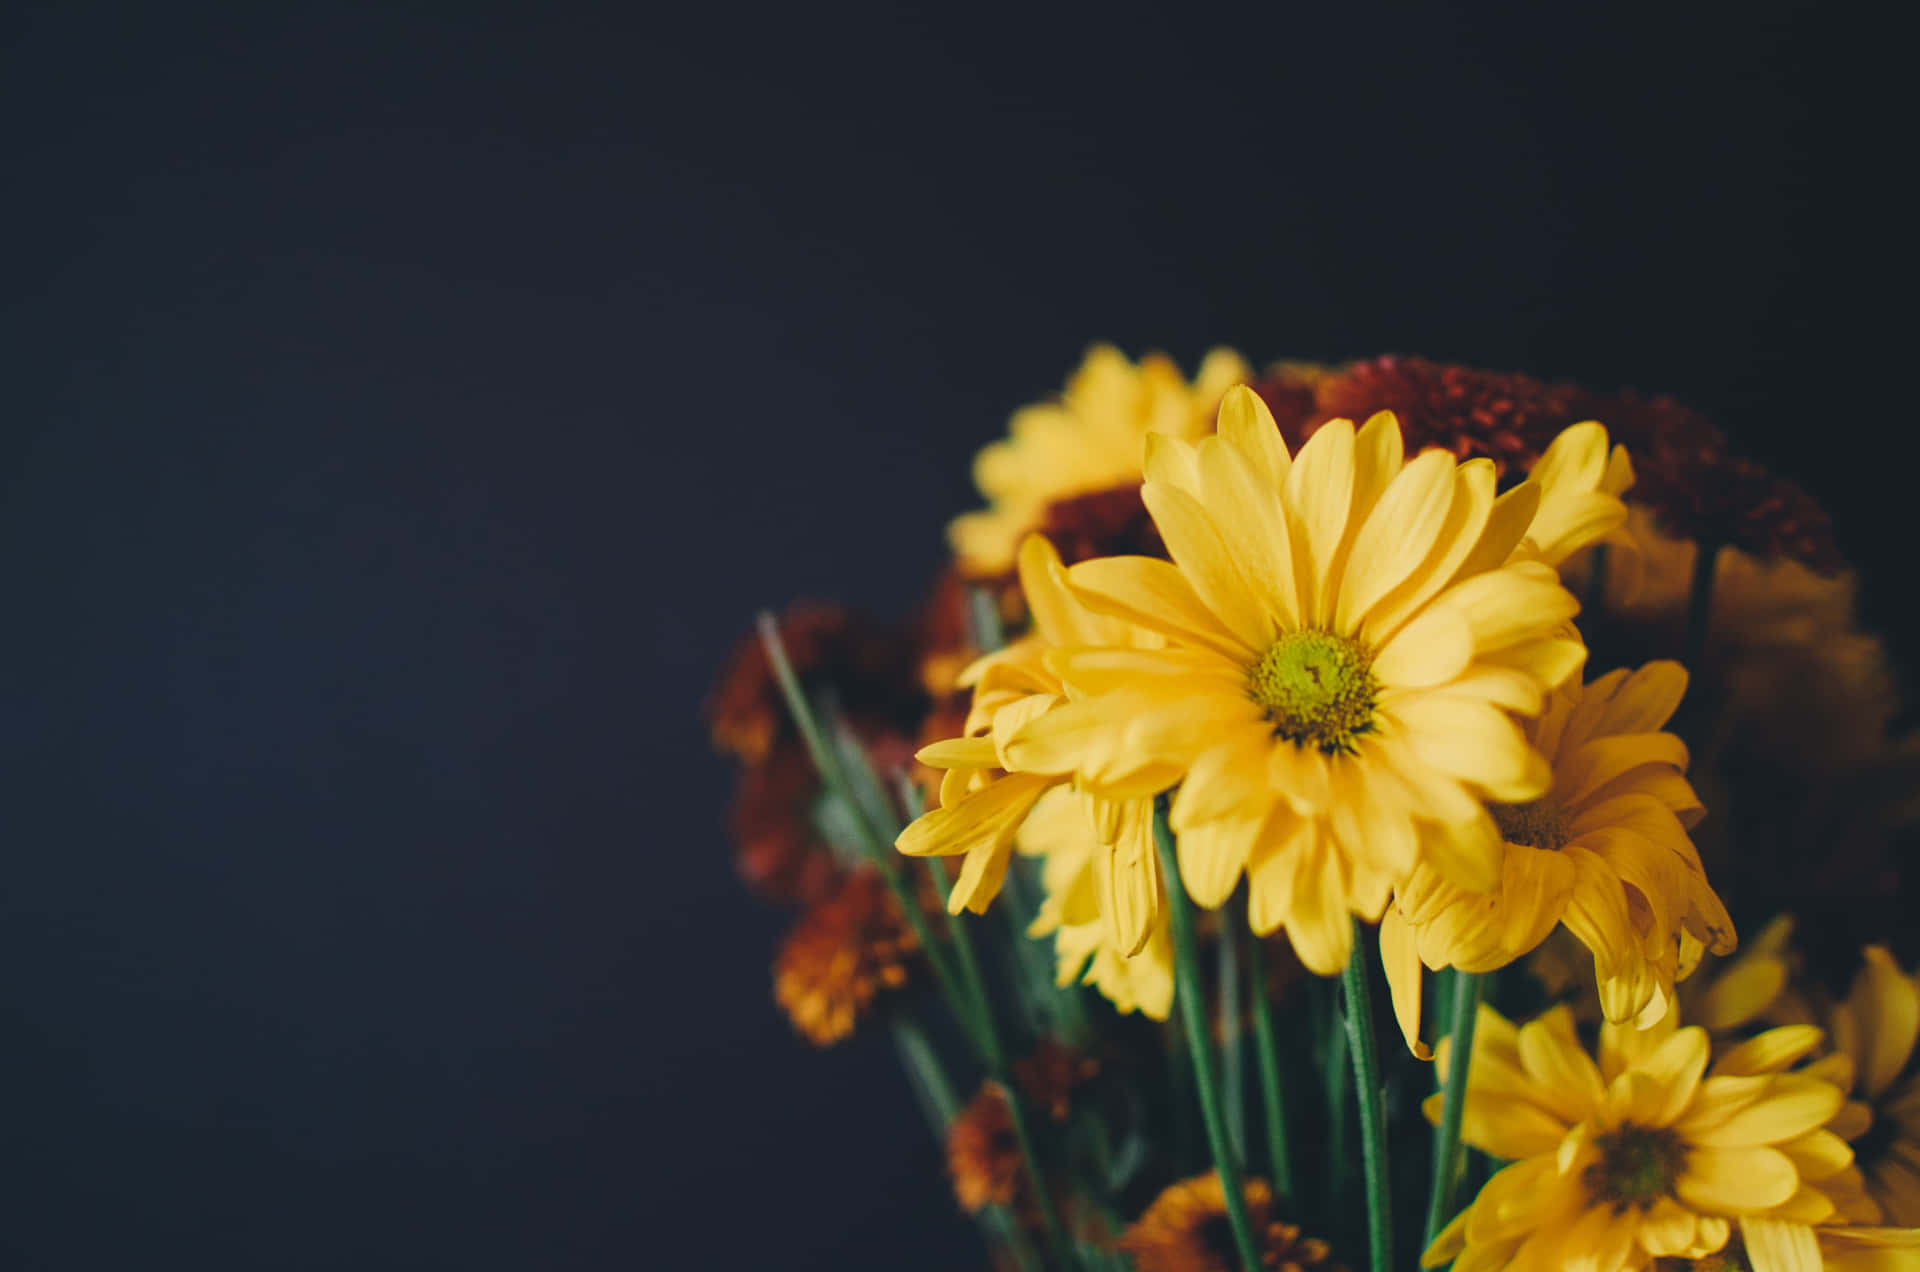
[2,3,1903,1268]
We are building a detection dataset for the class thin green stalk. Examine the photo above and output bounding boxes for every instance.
[761,616,1065,1263]
[1342,919,1393,1272]
[922,857,1070,1258]
[1582,542,1610,618]
[1681,541,1720,679]
[756,613,975,1047]
[1245,935,1296,1212]
[1323,984,1351,1212]
[892,1015,1043,1272]
[1154,801,1263,1272]
[1219,903,1246,1163]
[1423,970,1484,1250]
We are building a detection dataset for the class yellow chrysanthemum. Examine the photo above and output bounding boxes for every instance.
[1382,660,1735,1054]
[1826,947,1920,1225]
[1010,389,1593,975]
[949,345,1251,576]
[1021,786,1174,1020]
[1423,1004,1850,1272]
[898,536,1167,959]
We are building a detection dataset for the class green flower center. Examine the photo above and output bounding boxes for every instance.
[1248,630,1379,755]
[1585,1123,1686,1211]
[1491,798,1571,851]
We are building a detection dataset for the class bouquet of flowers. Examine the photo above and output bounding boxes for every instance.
[706,348,1920,1271]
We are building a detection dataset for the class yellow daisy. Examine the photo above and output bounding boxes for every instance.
[949,345,1251,576]
[1012,388,1590,974]
[1021,786,1174,1020]
[898,536,1167,958]
[1422,1004,1849,1272]
[1382,660,1736,1054]
[1826,947,1920,1225]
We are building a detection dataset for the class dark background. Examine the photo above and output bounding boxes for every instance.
[2,3,1901,1268]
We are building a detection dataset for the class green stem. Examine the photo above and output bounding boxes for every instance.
[1323,984,1351,1212]
[1681,540,1720,678]
[1154,801,1263,1272]
[1583,542,1609,618]
[1245,933,1296,1212]
[891,1015,1044,1272]
[1342,919,1393,1272]
[923,858,1070,1259]
[1219,902,1246,1164]
[1423,970,1484,1250]
[756,613,976,1050]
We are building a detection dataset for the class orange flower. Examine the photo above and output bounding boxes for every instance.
[948,1083,1024,1213]
[704,602,924,763]
[1011,1039,1100,1123]
[772,869,918,1046]
[1118,1172,1347,1272]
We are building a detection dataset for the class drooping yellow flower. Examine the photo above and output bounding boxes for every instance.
[949,345,1251,576]
[1021,786,1174,1020]
[898,535,1167,959]
[1423,1004,1849,1272]
[1382,660,1735,1054]
[1825,947,1920,1225]
[1012,389,1590,974]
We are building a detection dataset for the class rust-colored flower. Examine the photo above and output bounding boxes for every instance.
[727,742,841,904]
[772,868,918,1046]
[1118,1172,1347,1272]
[1588,390,1842,571]
[948,1083,1024,1212]
[1258,355,1842,573]
[705,602,926,764]
[1012,1040,1100,1123]
[1303,354,1584,477]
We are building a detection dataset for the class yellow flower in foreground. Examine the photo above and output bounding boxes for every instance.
[1014,389,1590,974]
[1022,787,1174,1020]
[898,536,1167,961]
[1424,1004,1848,1272]
[949,344,1251,576]
[1383,661,1735,1054]
[1827,947,1920,1224]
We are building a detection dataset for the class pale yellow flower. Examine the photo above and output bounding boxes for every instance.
[1826,947,1920,1225]
[1014,389,1591,974]
[950,344,1251,576]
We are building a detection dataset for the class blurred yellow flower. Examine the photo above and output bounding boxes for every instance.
[950,344,1250,576]
[1826,947,1920,1225]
